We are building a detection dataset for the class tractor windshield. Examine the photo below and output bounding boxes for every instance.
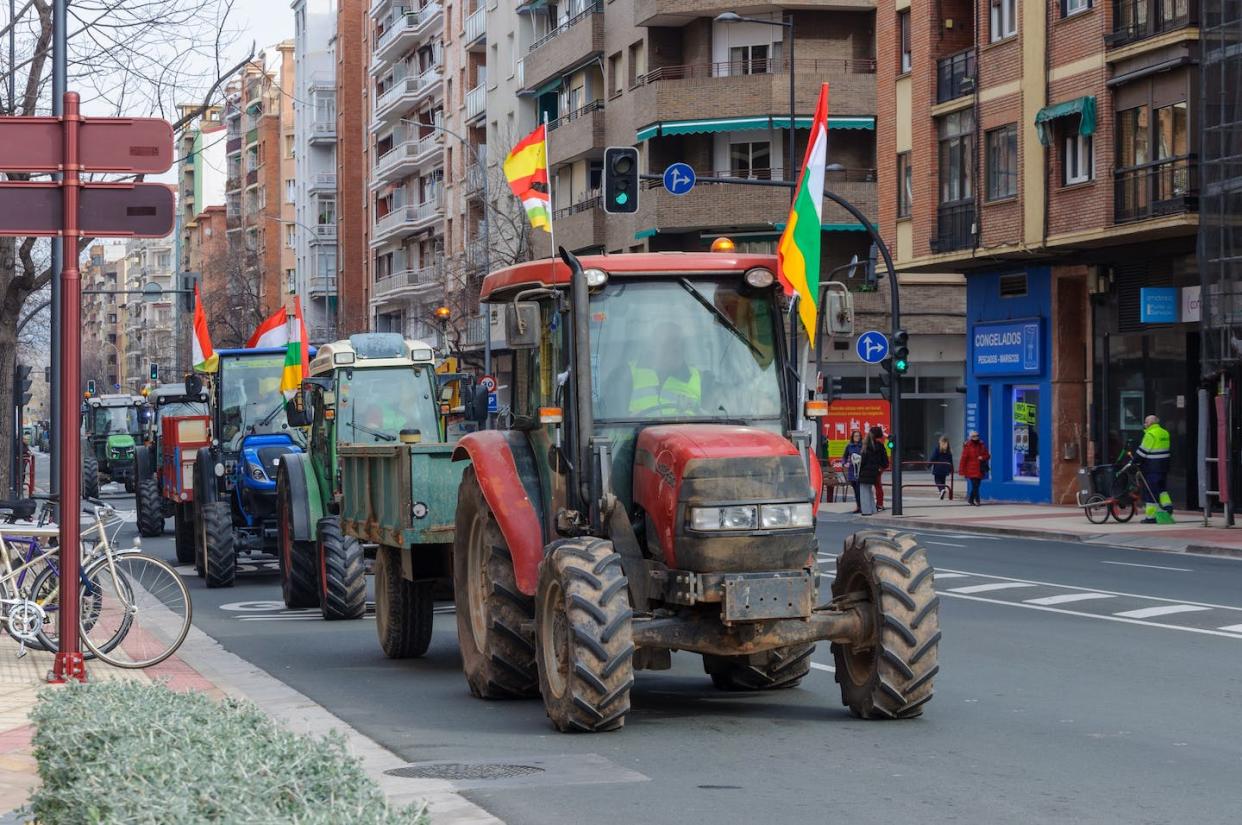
[589,278,783,422]
[337,366,438,444]
[217,353,297,449]
[93,406,141,435]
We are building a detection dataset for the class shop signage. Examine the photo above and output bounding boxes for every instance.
[1140,287,1179,323]
[971,320,1041,376]
[1182,286,1201,323]
[821,399,891,466]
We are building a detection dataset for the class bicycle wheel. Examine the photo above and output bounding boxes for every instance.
[80,554,192,668]
[1083,494,1111,525]
[1111,494,1138,523]
[29,562,116,659]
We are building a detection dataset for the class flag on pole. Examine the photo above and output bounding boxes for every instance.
[191,285,218,373]
[503,124,552,232]
[279,298,309,401]
[246,307,289,349]
[777,82,830,346]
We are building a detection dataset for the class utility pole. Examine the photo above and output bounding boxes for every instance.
[49,0,66,502]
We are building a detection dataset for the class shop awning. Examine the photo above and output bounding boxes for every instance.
[636,115,875,142]
[1035,96,1096,146]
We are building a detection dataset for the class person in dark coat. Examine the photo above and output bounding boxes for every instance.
[930,435,954,499]
[958,430,991,506]
[841,430,864,512]
[856,426,889,515]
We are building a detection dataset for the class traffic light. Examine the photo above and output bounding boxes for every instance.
[864,244,879,291]
[149,362,159,383]
[14,365,32,408]
[180,272,199,312]
[86,379,96,397]
[892,329,909,375]
[43,366,51,383]
[878,360,892,401]
[603,146,639,215]
[825,374,844,404]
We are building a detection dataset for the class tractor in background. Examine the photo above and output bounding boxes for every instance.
[134,383,210,547]
[80,394,146,496]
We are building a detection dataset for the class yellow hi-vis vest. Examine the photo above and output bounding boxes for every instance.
[1137,423,1171,473]
[629,365,702,415]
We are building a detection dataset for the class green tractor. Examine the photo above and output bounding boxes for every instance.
[81,394,147,496]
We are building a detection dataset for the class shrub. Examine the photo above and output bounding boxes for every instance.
[27,680,429,825]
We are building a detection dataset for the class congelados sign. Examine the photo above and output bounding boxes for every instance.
[971,319,1042,376]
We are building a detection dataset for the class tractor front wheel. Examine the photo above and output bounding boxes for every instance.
[703,644,814,691]
[831,531,940,719]
[375,545,433,658]
[174,502,194,565]
[316,517,365,620]
[277,466,318,609]
[535,538,634,733]
[82,455,99,499]
[135,477,164,537]
[201,501,236,589]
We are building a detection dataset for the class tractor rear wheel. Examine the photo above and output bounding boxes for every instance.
[831,531,940,719]
[135,477,164,537]
[703,644,814,691]
[174,502,195,565]
[277,466,318,609]
[535,538,634,732]
[452,466,538,699]
[82,455,100,499]
[316,517,365,620]
[375,545,433,658]
[201,501,236,589]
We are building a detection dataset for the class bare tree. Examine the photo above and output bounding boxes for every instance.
[200,241,269,349]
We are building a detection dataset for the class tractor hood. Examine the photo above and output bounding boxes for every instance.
[106,434,136,453]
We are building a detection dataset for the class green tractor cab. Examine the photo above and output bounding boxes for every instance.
[81,394,146,496]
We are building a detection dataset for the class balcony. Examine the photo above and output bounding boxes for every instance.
[308,275,338,297]
[226,177,241,193]
[936,49,976,104]
[547,99,604,164]
[314,222,339,241]
[372,264,444,300]
[464,238,488,270]
[371,195,445,245]
[550,193,606,251]
[309,173,337,194]
[373,67,442,125]
[309,118,337,144]
[245,128,259,146]
[930,202,976,253]
[373,134,442,184]
[461,314,488,349]
[245,169,259,187]
[1114,156,1198,223]
[464,6,485,49]
[226,136,242,154]
[374,3,444,65]
[1106,0,1196,49]
[309,72,335,91]
[464,160,487,196]
[465,83,486,122]
[525,2,603,89]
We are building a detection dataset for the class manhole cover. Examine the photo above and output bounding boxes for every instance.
[385,763,546,781]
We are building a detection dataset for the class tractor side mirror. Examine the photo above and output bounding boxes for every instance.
[505,302,541,349]
[469,383,489,426]
[185,373,203,398]
[286,387,314,428]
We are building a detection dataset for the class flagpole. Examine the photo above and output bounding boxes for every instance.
[542,111,557,261]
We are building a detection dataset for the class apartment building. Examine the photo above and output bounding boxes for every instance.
[367,0,448,342]
[877,0,1202,504]
[120,237,177,389]
[81,244,128,392]
[293,0,342,342]
[174,105,226,274]
[336,0,369,335]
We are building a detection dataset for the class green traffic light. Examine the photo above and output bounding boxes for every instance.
[886,439,895,450]
[615,192,629,205]
[895,358,908,373]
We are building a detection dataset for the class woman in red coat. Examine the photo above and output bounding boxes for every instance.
[958,430,991,506]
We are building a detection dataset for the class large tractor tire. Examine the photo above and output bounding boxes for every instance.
[277,465,318,609]
[453,466,538,699]
[201,501,237,589]
[174,502,195,565]
[316,517,365,620]
[703,644,814,691]
[135,477,164,538]
[535,538,634,733]
[831,531,940,719]
[375,545,434,658]
[82,454,100,499]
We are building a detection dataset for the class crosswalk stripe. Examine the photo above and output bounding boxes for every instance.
[1025,593,1115,606]
[1218,624,1242,634]
[948,582,1036,594]
[809,662,835,673]
[1113,604,1211,619]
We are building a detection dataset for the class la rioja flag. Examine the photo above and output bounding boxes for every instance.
[777,82,830,346]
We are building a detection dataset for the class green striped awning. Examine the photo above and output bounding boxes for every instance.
[1035,96,1096,146]
[636,115,875,142]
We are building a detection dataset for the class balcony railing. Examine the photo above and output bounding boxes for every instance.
[464,238,488,269]
[225,177,241,192]
[529,1,602,52]
[374,67,441,119]
[464,6,485,43]
[373,264,444,298]
[308,276,338,296]
[552,191,601,220]
[311,119,337,140]
[461,314,488,348]
[375,3,443,54]
[1107,0,1195,47]
[465,163,486,194]
[245,169,259,187]
[245,127,259,145]
[465,83,486,120]
[311,172,338,190]
[548,99,603,131]
[638,57,875,84]
[315,222,339,240]
[1114,156,1198,223]
[931,201,976,253]
[226,136,242,154]
[936,49,976,104]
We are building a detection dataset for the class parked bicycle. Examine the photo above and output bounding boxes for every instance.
[1076,451,1152,524]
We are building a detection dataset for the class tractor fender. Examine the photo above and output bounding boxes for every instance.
[452,430,546,595]
[280,452,324,543]
[194,446,218,505]
[808,452,823,517]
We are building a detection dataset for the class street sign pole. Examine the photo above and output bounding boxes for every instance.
[49,0,67,510]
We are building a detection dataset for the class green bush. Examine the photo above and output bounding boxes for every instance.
[27,681,429,825]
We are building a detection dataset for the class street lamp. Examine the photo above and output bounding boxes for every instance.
[433,305,452,355]
[715,11,795,189]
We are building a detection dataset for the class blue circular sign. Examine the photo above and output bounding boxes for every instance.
[662,163,696,196]
[855,330,890,364]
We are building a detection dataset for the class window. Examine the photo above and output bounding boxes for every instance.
[1116,106,1150,168]
[317,247,337,277]
[730,44,771,75]
[729,141,771,179]
[1011,386,1040,482]
[1063,0,1091,16]
[286,268,296,293]
[508,33,516,77]
[627,41,644,88]
[985,124,1018,201]
[1155,101,1189,160]
[897,152,912,218]
[1064,132,1093,184]
[284,134,295,157]
[317,197,337,226]
[285,224,296,248]
[608,52,622,98]
[990,0,1017,41]
[898,11,912,74]
[285,179,296,203]
[938,109,975,204]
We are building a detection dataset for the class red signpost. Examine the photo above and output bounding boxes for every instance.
[0,93,174,682]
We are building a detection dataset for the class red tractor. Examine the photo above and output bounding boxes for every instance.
[451,249,940,732]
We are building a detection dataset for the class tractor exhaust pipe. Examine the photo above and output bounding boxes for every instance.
[559,247,596,526]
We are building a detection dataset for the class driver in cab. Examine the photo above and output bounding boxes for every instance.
[221,374,263,443]
[620,323,702,417]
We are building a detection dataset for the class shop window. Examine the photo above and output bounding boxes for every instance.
[1011,386,1040,483]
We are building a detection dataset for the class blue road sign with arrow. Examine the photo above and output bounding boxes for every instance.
[856,330,890,364]
[663,163,696,196]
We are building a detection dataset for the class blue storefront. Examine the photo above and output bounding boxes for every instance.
[964,267,1053,503]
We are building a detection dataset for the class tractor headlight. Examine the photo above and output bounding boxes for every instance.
[690,505,758,531]
[759,503,814,529]
[248,463,267,481]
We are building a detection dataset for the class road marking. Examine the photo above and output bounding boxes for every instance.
[948,582,1037,594]
[809,662,835,673]
[1100,560,1193,572]
[174,565,195,575]
[1025,593,1116,606]
[940,592,1242,640]
[931,572,969,579]
[1113,604,1211,619]
[933,567,1242,613]
[1219,624,1242,633]
[941,534,999,541]
[923,540,967,548]
[238,616,322,622]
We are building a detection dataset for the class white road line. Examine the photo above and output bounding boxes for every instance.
[932,572,970,579]
[940,592,1242,640]
[1113,605,1211,619]
[933,566,1242,612]
[948,582,1037,594]
[923,540,967,548]
[809,662,835,673]
[1219,624,1242,633]
[1100,560,1194,572]
[941,534,999,541]
[238,616,322,622]
[1025,593,1116,606]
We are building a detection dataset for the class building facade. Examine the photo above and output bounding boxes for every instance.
[121,237,177,391]
[81,244,128,392]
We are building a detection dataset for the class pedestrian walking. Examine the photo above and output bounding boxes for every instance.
[874,428,887,510]
[1136,414,1174,523]
[857,426,889,515]
[930,435,954,499]
[958,431,990,505]
[841,430,864,512]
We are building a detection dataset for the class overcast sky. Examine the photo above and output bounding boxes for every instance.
[232,0,296,58]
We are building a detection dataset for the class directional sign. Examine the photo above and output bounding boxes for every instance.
[0,117,174,173]
[0,181,176,237]
[855,330,890,364]
[663,162,696,196]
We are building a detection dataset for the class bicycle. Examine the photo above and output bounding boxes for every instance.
[1077,453,1150,525]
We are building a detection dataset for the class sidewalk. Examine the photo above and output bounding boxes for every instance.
[819,495,1242,557]
[0,626,501,824]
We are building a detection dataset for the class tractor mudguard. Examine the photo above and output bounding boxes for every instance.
[194,446,218,505]
[281,452,324,543]
[452,430,546,595]
[808,452,823,517]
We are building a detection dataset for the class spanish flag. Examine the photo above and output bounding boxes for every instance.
[503,124,552,232]
[777,83,830,346]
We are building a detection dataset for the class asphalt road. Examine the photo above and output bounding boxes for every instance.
[92,481,1242,825]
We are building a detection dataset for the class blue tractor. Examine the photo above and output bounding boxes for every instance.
[193,347,310,588]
